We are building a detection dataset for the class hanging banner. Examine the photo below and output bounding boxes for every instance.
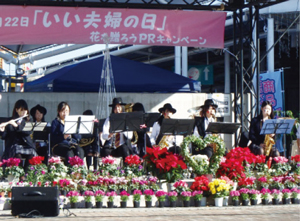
[0,6,226,48]
[260,71,283,111]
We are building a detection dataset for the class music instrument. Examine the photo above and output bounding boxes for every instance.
[264,134,275,156]
[0,114,28,130]
[187,106,201,117]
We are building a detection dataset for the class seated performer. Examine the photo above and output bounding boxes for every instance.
[79,109,100,171]
[150,103,181,153]
[30,104,49,164]
[193,99,219,158]
[131,102,152,158]
[2,99,37,173]
[51,101,84,165]
[249,100,279,157]
[101,97,133,160]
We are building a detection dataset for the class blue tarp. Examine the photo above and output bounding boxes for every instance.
[24,55,201,93]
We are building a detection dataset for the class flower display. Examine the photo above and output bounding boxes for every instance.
[270,157,291,176]
[99,156,118,176]
[291,155,300,175]
[181,191,192,201]
[124,155,144,177]
[248,189,260,200]
[144,189,154,202]
[237,177,256,189]
[144,147,187,183]
[282,189,291,199]
[208,179,230,198]
[155,190,167,202]
[271,189,280,199]
[190,176,209,193]
[239,188,250,200]
[291,188,300,199]
[192,190,203,201]
[230,190,240,201]
[132,189,142,201]
[94,190,105,202]
[173,180,189,194]
[106,191,117,202]
[83,190,94,202]
[168,191,178,202]
[27,156,48,186]
[59,179,72,191]
[68,156,87,179]
[48,157,68,180]
[3,158,24,178]
[120,190,130,202]
[147,176,159,191]
[66,190,80,203]
[260,188,271,199]
[189,154,209,175]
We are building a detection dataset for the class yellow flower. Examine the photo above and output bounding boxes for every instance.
[212,190,216,195]
[217,187,221,192]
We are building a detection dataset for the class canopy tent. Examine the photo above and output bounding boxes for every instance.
[24,55,201,93]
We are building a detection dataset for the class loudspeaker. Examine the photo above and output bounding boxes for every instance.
[11,187,59,217]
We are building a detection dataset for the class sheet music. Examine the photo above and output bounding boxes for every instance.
[64,115,95,134]
[23,122,47,131]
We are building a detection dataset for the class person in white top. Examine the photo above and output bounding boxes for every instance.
[102,97,133,160]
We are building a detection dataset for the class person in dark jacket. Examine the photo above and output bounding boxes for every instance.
[2,99,37,173]
[51,101,84,165]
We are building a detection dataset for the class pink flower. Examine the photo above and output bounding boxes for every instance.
[239,188,249,194]
[181,191,192,197]
[192,191,203,197]
[106,191,117,197]
[83,190,94,196]
[168,191,178,197]
[102,156,117,165]
[257,176,268,183]
[148,176,158,183]
[144,189,154,196]
[248,189,260,195]
[3,158,21,167]
[94,190,105,196]
[282,189,291,194]
[133,190,142,196]
[48,157,62,164]
[260,188,271,195]
[230,190,240,197]
[66,191,80,197]
[174,180,188,188]
[155,190,167,197]
[273,156,288,164]
[119,190,130,197]
[68,156,84,166]
[220,176,234,186]
[291,188,300,194]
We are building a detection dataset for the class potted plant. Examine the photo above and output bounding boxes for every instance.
[248,189,260,205]
[257,176,269,190]
[155,190,167,207]
[173,180,189,194]
[3,158,24,181]
[106,191,117,208]
[48,156,68,180]
[66,191,80,208]
[124,155,144,177]
[181,191,191,207]
[68,156,88,180]
[132,189,142,208]
[192,190,203,207]
[230,190,240,206]
[291,155,300,175]
[271,189,280,205]
[239,188,250,206]
[83,190,94,208]
[208,179,230,207]
[58,178,71,195]
[168,191,178,207]
[291,188,300,204]
[27,156,48,186]
[190,175,209,205]
[144,189,154,208]
[94,190,105,208]
[282,189,291,204]
[260,188,271,205]
[119,190,130,208]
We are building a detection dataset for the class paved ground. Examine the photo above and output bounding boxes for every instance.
[0,205,299,221]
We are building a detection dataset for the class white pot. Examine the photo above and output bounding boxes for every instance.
[0,199,5,210]
[223,196,229,206]
[214,197,223,207]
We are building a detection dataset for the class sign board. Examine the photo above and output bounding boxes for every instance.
[207,93,230,117]
[188,65,214,85]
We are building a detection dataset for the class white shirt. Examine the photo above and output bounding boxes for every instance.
[102,117,133,146]
[193,117,215,138]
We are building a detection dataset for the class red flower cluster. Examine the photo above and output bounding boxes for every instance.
[125,155,143,166]
[68,156,84,166]
[238,177,256,187]
[225,147,257,164]
[190,175,209,192]
[29,156,44,165]
[144,147,187,172]
[291,155,300,162]
[3,158,21,167]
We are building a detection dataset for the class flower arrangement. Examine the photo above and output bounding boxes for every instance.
[271,189,280,199]
[181,191,192,201]
[269,176,285,190]
[124,155,143,177]
[270,156,291,176]
[143,147,187,183]
[144,189,154,202]
[219,176,234,196]
[147,176,159,191]
[100,156,118,176]
[291,188,300,199]
[132,189,142,202]
[83,190,94,203]
[237,177,256,189]
[248,189,260,200]
[283,176,297,189]
[168,191,178,202]
[66,191,80,203]
[173,180,189,194]
[291,155,300,175]
[48,157,68,180]
[3,158,24,178]
[253,155,268,173]
[192,190,203,201]
[239,188,250,200]
[106,191,117,202]
[27,156,47,185]
[68,156,88,179]
[155,190,167,202]
[208,179,230,198]
[230,190,240,201]
[190,176,209,194]
[58,178,72,191]
[94,190,105,202]
[257,176,269,189]
[282,189,291,199]
[260,188,271,199]
[189,154,209,175]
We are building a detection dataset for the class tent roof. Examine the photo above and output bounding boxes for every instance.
[24,55,200,93]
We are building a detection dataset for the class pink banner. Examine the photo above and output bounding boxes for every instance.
[0,6,226,48]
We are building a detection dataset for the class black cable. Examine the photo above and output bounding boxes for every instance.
[17,210,44,218]
[63,208,77,217]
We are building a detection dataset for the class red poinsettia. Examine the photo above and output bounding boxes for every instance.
[29,156,44,165]
[190,175,209,192]
[155,152,187,172]
[125,155,143,166]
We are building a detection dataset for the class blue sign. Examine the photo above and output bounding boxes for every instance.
[188,65,214,85]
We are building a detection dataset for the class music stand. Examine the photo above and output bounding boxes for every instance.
[260,118,296,156]
[110,112,144,132]
[144,113,161,128]
[206,122,241,134]
[23,122,48,132]
[64,115,95,134]
[160,118,195,153]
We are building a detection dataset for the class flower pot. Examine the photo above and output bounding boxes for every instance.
[95,202,103,208]
[223,196,229,206]
[232,200,239,206]
[133,201,140,208]
[183,200,190,207]
[242,199,249,206]
[0,199,5,211]
[158,201,165,208]
[169,201,176,207]
[7,174,18,182]
[201,197,207,207]
[194,200,201,207]
[70,202,78,208]
[0,192,5,198]
[232,182,238,191]
[214,197,223,207]
[262,199,269,205]
[145,201,152,208]
[85,202,93,208]
[120,201,127,208]
[272,198,279,205]
[7,192,12,198]
[282,198,290,205]
[107,201,114,208]
[60,190,67,196]
[250,199,258,206]
[291,198,300,204]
